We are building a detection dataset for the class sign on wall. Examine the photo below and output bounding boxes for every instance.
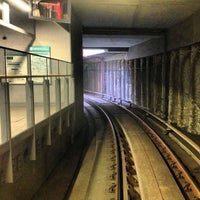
[29,46,51,83]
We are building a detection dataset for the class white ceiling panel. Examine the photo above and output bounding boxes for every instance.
[83,35,158,48]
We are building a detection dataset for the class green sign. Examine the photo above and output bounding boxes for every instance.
[29,46,51,57]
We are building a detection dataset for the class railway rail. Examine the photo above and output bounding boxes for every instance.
[85,98,141,199]
[69,98,141,199]
[29,94,199,200]
[69,95,199,200]
[120,101,200,200]
[108,97,200,200]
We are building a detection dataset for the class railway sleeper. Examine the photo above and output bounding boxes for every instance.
[110,164,117,170]
[182,182,199,200]
[125,155,134,166]
[127,173,139,187]
[108,183,117,193]
[122,141,130,150]
[110,172,117,180]
[126,164,136,175]
[111,155,116,161]
[123,147,132,157]
[128,186,141,200]
[176,171,184,179]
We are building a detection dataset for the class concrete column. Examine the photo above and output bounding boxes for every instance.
[97,63,100,93]
[148,57,153,111]
[152,56,157,114]
[125,60,128,100]
[129,60,134,103]
[101,59,104,96]
[93,64,95,93]
[191,46,200,134]
[155,55,163,116]
[94,63,97,93]
[146,57,150,110]
[96,63,98,93]
[113,61,117,99]
[121,60,125,100]
[140,58,145,107]
[84,64,88,91]
[123,60,126,100]
[107,63,109,97]
[178,49,192,131]
[126,60,131,101]
[104,63,107,97]
[88,65,92,92]
[160,54,167,118]
[98,62,101,94]
[127,61,131,101]
[116,60,121,100]
[133,59,137,104]
[111,61,114,99]
[135,59,141,105]
[174,52,182,126]
[89,65,91,92]
[168,51,179,124]
[94,63,97,92]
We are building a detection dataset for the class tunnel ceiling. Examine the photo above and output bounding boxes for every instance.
[72,0,200,49]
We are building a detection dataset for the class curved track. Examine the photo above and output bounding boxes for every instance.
[120,101,200,200]
[69,95,199,200]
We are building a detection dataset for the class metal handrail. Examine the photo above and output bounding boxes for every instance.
[0,74,72,78]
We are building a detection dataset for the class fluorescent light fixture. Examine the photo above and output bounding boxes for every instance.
[8,0,31,12]
[0,2,10,23]
[83,49,106,57]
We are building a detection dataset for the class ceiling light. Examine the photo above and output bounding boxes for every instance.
[0,2,10,23]
[83,49,106,57]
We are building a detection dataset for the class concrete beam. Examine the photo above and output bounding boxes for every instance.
[83,27,166,36]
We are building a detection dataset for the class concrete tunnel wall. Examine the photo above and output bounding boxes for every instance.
[83,10,200,135]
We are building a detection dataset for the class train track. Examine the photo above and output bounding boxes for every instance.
[84,98,141,200]
[111,99,200,200]
[70,95,199,200]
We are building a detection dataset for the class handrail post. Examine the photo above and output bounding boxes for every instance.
[55,78,62,135]
[26,78,36,160]
[0,82,13,183]
[65,77,70,127]
[43,79,51,145]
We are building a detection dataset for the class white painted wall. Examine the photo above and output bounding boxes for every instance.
[33,21,71,62]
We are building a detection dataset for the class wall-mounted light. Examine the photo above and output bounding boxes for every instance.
[7,0,31,12]
[83,49,106,57]
[0,2,10,23]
